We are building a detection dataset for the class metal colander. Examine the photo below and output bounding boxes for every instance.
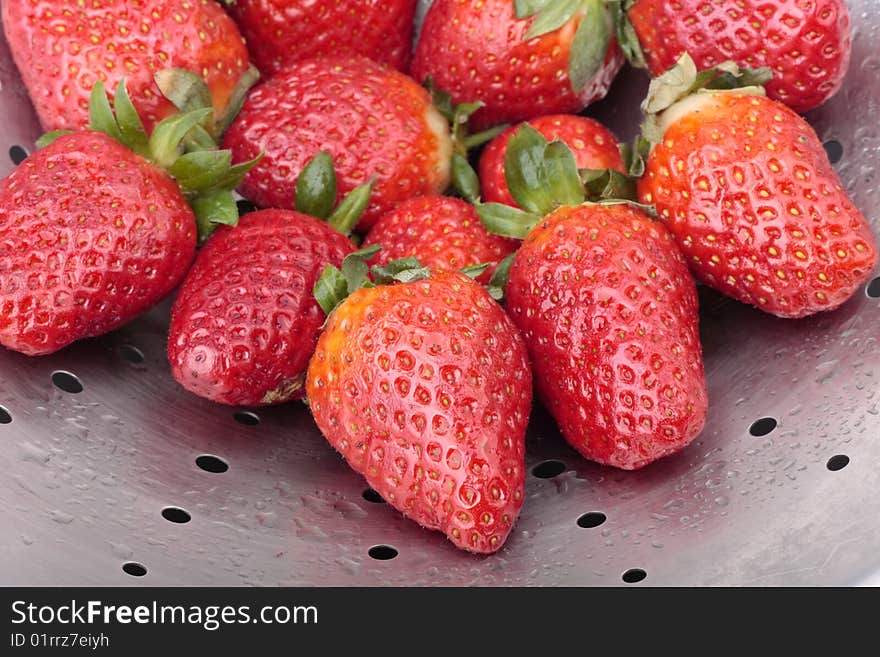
[1,0,878,586]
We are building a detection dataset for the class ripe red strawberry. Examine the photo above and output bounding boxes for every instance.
[168,210,354,406]
[480,114,625,208]
[507,204,707,470]
[0,131,194,356]
[223,55,452,231]
[227,0,417,77]
[623,0,852,113]
[637,56,877,318]
[362,196,517,284]
[307,268,532,553]
[479,125,706,469]
[2,0,252,133]
[0,81,254,357]
[412,0,624,130]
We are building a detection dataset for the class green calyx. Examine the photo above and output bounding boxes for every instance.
[486,253,516,302]
[458,254,515,302]
[313,246,431,316]
[426,79,507,204]
[294,152,376,236]
[154,66,260,144]
[477,123,583,239]
[608,0,648,70]
[640,53,773,147]
[36,79,261,243]
[477,124,642,239]
[515,0,613,95]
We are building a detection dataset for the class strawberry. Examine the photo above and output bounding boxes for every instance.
[306,263,532,553]
[227,0,417,77]
[636,55,878,319]
[362,196,518,285]
[223,55,453,232]
[168,153,373,406]
[411,0,624,130]
[480,114,625,209]
[0,81,251,356]
[479,126,707,470]
[2,0,255,135]
[621,0,852,113]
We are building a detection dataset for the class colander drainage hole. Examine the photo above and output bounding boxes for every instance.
[822,139,843,164]
[826,455,850,471]
[0,406,11,424]
[622,568,647,584]
[532,460,566,478]
[577,512,607,528]
[161,506,191,524]
[368,545,398,560]
[119,344,145,364]
[196,454,229,474]
[234,411,260,426]
[749,417,777,437]
[362,489,386,504]
[122,562,147,577]
[8,145,28,165]
[867,278,880,299]
[51,370,83,394]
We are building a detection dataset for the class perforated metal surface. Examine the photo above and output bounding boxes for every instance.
[1,1,878,586]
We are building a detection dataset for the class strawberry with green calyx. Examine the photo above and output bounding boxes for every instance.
[479,114,626,209]
[226,0,417,77]
[51,79,261,243]
[2,0,253,134]
[307,255,532,553]
[362,196,518,286]
[223,56,454,232]
[168,153,375,407]
[637,54,877,319]
[412,0,624,131]
[477,122,641,238]
[618,0,852,113]
[0,81,251,356]
[479,128,707,470]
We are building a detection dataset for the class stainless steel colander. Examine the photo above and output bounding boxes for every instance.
[1,0,878,586]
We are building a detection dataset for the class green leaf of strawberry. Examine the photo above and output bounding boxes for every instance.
[295,152,338,221]
[504,124,585,214]
[525,0,583,39]
[487,252,516,301]
[35,130,74,149]
[74,78,263,243]
[451,153,481,204]
[170,151,234,192]
[476,202,542,239]
[313,246,432,317]
[641,54,773,148]
[190,189,239,239]
[581,167,638,202]
[544,140,587,207]
[569,0,613,94]
[314,265,350,316]
[326,176,377,236]
[156,66,261,142]
[515,0,553,18]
